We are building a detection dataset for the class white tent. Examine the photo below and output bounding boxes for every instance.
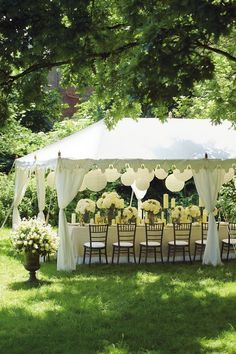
[14,118,236,270]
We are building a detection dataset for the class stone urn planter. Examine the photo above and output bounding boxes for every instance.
[24,252,40,283]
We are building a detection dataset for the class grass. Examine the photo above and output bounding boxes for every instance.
[1,228,236,354]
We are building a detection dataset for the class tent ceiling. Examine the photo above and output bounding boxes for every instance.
[15,118,236,171]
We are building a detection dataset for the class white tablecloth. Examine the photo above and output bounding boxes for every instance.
[68,223,230,263]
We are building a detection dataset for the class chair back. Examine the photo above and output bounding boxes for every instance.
[145,223,164,245]
[201,222,220,242]
[227,223,236,243]
[173,222,192,244]
[89,224,108,246]
[117,223,136,245]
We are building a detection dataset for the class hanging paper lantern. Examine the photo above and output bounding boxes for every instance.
[135,178,150,191]
[136,167,154,183]
[79,178,87,191]
[165,174,185,192]
[154,168,168,180]
[84,169,107,192]
[46,171,55,189]
[121,168,136,186]
[223,168,234,184]
[173,168,193,182]
[104,166,121,182]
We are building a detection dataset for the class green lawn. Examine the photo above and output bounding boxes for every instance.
[1,228,236,354]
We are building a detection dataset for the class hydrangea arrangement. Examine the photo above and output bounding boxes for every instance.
[171,205,185,223]
[186,205,201,221]
[123,206,138,223]
[96,191,125,210]
[76,198,96,215]
[141,199,161,214]
[97,191,125,225]
[12,218,57,256]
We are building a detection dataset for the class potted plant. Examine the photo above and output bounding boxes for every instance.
[12,218,57,283]
[75,198,96,224]
[141,199,161,224]
[123,206,138,224]
[96,191,125,225]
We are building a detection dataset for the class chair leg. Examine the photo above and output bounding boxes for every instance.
[83,247,86,264]
[167,245,170,263]
[105,249,108,264]
[89,248,92,265]
[133,247,136,264]
[112,246,115,264]
[154,247,157,263]
[188,246,192,264]
[160,247,164,264]
[139,245,142,264]
[117,248,120,264]
[145,247,148,264]
[128,247,130,263]
[226,244,230,261]
[221,243,224,260]
[183,247,186,262]
[99,249,102,264]
[193,244,197,262]
[173,247,176,263]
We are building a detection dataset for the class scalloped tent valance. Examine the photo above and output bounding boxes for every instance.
[15,118,236,172]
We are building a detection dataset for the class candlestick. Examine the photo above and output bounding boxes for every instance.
[90,218,94,224]
[71,213,76,223]
[163,194,169,209]
[199,197,204,207]
[171,198,175,208]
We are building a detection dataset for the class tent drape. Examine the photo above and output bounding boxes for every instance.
[193,167,225,266]
[36,167,46,222]
[13,168,30,229]
[55,159,86,271]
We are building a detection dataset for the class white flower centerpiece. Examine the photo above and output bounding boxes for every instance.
[76,198,96,224]
[171,205,185,223]
[97,191,125,225]
[123,206,138,224]
[186,205,201,223]
[141,199,161,224]
[12,218,57,283]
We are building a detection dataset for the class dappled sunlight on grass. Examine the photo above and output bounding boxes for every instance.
[1,228,236,353]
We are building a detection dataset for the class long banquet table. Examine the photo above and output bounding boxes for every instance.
[68,222,234,264]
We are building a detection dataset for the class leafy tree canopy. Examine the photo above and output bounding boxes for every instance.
[0,0,235,126]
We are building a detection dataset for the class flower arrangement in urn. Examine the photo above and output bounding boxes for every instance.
[141,199,161,224]
[12,218,57,282]
[186,205,201,223]
[171,205,185,223]
[123,206,138,224]
[76,198,96,224]
[97,191,125,225]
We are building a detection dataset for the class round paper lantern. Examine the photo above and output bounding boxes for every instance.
[46,171,55,189]
[104,166,121,182]
[154,168,168,180]
[79,178,87,191]
[165,174,185,192]
[135,178,150,191]
[121,168,135,186]
[84,169,107,192]
[136,167,154,182]
[223,168,234,184]
[173,168,193,182]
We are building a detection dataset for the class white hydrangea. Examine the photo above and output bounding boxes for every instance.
[76,199,96,215]
[188,205,201,218]
[96,191,125,210]
[123,207,138,220]
[141,199,161,214]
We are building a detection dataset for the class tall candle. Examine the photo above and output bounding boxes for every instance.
[199,197,204,207]
[171,198,175,208]
[71,213,76,223]
[161,211,165,221]
[163,194,169,209]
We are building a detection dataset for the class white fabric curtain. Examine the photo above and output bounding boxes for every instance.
[36,167,46,222]
[13,168,30,229]
[193,167,225,266]
[56,160,86,271]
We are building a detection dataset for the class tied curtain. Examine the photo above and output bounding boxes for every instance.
[36,167,45,222]
[193,167,225,266]
[13,168,30,229]
[56,160,86,271]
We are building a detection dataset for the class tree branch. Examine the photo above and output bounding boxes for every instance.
[196,41,236,63]
[92,41,139,59]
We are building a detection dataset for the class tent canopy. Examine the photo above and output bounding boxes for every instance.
[15,118,236,172]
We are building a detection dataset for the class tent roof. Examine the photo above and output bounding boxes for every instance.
[15,118,236,171]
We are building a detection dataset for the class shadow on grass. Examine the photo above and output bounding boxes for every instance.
[9,279,53,291]
[1,261,236,353]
